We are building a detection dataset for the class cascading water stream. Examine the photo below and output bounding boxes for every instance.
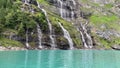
[58,22,74,49]
[25,29,30,48]
[57,0,76,20]
[80,22,93,48]
[36,24,43,48]
[43,9,56,48]
[24,0,29,4]
[71,0,76,19]
[83,22,93,48]
[71,0,76,5]
[79,28,88,48]
[37,2,56,49]
[71,11,74,20]
[57,0,63,18]
[24,0,27,4]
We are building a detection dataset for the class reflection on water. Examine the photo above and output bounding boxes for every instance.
[0,50,120,68]
[81,50,93,68]
[24,50,28,68]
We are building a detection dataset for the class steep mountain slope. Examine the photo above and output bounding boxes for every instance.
[0,0,120,50]
[78,0,120,49]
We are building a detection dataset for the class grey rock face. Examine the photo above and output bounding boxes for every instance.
[90,0,115,4]
[96,30,120,40]
[111,45,120,50]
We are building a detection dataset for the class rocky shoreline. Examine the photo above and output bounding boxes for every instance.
[0,46,26,51]
[0,45,119,51]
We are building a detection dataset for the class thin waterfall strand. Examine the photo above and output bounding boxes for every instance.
[24,0,29,4]
[79,29,88,48]
[80,22,93,48]
[25,29,30,48]
[58,22,74,49]
[57,0,76,20]
[58,0,63,18]
[37,2,56,48]
[37,24,43,48]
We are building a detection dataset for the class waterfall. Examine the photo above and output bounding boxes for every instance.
[57,0,67,19]
[71,0,76,20]
[80,22,93,48]
[24,0,29,4]
[21,0,93,49]
[25,29,30,48]
[57,0,63,18]
[37,2,56,49]
[24,0,27,4]
[83,22,93,48]
[43,9,56,48]
[79,29,88,48]
[56,0,76,20]
[71,11,74,20]
[58,22,74,49]
[36,24,42,48]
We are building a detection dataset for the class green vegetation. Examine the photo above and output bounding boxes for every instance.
[104,4,113,8]
[37,0,49,5]
[90,14,120,49]
[90,14,120,31]
[0,0,47,47]
[79,0,120,49]
[1,0,120,49]
[90,14,118,24]
[99,38,112,49]
[0,38,24,47]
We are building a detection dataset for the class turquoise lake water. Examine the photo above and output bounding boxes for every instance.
[0,50,120,68]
